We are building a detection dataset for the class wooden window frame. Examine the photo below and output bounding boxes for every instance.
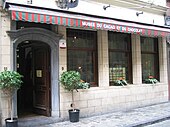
[108,32,132,85]
[141,37,159,82]
[66,28,98,87]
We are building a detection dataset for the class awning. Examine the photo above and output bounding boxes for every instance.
[9,5,170,37]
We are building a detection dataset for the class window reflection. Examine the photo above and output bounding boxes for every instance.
[67,29,98,86]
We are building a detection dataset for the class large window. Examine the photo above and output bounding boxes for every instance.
[67,29,98,86]
[108,32,132,86]
[141,37,159,82]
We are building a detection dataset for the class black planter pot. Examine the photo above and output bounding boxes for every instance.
[5,118,18,127]
[68,109,80,122]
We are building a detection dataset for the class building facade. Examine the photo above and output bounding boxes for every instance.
[0,0,170,126]
[166,0,170,101]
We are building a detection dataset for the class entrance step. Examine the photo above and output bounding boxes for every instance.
[18,116,64,127]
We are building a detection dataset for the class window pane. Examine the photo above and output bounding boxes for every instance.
[68,51,94,83]
[67,29,98,86]
[109,52,130,83]
[108,32,130,50]
[108,32,132,86]
[67,29,95,48]
[141,37,157,52]
[142,54,157,80]
[141,37,159,82]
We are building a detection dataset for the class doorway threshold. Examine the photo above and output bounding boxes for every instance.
[18,115,64,127]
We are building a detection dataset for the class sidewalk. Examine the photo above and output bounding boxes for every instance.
[36,102,170,127]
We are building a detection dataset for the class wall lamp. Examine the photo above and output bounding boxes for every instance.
[27,0,32,4]
[103,4,110,10]
[136,11,143,16]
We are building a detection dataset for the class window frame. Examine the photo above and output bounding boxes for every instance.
[66,28,98,87]
[141,36,159,82]
[108,32,132,85]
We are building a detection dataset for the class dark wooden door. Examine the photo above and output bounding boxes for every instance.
[33,46,51,116]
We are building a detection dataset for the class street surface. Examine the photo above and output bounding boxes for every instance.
[37,102,170,127]
[19,102,170,127]
[145,119,170,127]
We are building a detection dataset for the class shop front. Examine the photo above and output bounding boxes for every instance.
[1,0,170,126]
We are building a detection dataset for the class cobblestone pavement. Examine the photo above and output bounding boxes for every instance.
[38,102,170,127]
[146,119,170,127]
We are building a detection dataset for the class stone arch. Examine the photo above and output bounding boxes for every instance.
[7,28,62,117]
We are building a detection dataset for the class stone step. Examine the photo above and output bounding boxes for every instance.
[18,116,64,127]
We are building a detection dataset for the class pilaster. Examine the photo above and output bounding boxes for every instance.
[131,34,142,84]
[97,30,109,87]
[159,37,168,83]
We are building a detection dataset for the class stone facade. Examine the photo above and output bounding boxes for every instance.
[0,15,169,127]
[0,0,169,126]
[0,9,12,126]
[59,28,169,119]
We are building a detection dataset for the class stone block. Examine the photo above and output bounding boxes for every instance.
[118,96,126,103]
[79,91,95,101]
[94,105,108,115]
[1,36,10,46]
[102,97,113,105]
[1,55,10,64]
[60,92,72,102]
[125,95,137,102]
[107,89,120,97]
[107,103,120,112]
[1,109,10,118]
[1,46,10,55]
[145,93,154,100]
[2,16,10,27]
[94,90,108,99]
[118,88,131,96]
[60,102,71,111]
[80,107,95,117]
[60,110,69,119]
[88,99,102,107]
[76,100,88,108]
[136,94,146,101]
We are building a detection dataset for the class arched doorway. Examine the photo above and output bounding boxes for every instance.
[7,28,62,118]
[17,41,51,117]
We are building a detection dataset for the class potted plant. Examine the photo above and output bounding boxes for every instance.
[60,70,89,122]
[113,77,128,86]
[0,68,23,127]
[144,76,159,84]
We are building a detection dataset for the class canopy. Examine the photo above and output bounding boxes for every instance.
[9,5,170,37]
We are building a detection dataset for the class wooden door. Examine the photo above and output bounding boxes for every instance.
[33,46,51,116]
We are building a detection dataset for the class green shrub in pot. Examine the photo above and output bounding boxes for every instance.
[0,68,23,125]
[60,70,89,122]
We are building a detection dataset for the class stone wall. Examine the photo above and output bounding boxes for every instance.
[0,91,11,126]
[0,10,11,127]
[60,83,168,119]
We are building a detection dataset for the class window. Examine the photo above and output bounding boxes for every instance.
[67,29,98,86]
[141,37,159,82]
[108,32,132,86]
